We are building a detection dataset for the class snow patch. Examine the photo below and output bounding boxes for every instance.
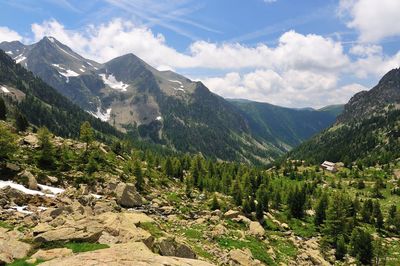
[10,205,33,215]
[91,194,102,199]
[14,54,26,64]
[79,68,85,72]
[173,87,185,93]
[5,51,13,55]
[0,180,65,198]
[156,116,162,121]
[88,107,112,122]
[169,80,182,85]
[38,184,65,195]
[48,37,55,43]
[99,74,129,92]
[1,86,10,93]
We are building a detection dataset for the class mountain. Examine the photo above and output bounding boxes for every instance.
[229,99,337,149]
[0,49,122,140]
[290,68,400,165]
[0,37,338,164]
[317,104,344,117]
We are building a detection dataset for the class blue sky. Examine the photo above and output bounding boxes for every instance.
[0,0,399,108]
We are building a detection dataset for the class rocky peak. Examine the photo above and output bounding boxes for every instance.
[337,68,400,124]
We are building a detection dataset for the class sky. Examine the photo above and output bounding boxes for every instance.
[0,0,399,108]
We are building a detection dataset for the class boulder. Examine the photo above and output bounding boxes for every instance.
[19,170,38,190]
[248,221,265,238]
[223,210,240,219]
[0,228,31,263]
[229,248,261,266]
[39,242,213,266]
[155,237,197,259]
[233,215,251,225]
[22,134,39,147]
[115,183,142,208]
[211,224,227,238]
[32,248,73,261]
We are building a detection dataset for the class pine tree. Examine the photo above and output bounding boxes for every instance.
[323,192,349,245]
[133,160,144,191]
[335,235,347,260]
[361,199,373,223]
[0,124,17,159]
[314,193,329,227]
[15,111,28,132]
[0,97,6,120]
[164,158,174,177]
[350,227,373,265]
[210,194,220,210]
[80,121,94,152]
[37,127,55,169]
[372,201,384,230]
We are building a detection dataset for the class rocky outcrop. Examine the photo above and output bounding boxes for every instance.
[39,242,214,266]
[229,248,262,266]
[19,170,38,190]
[115,183,142,208]
[154,237,196,259]
[0,228,31,264]
[223,210,240,219]
[248,221,265,238]
[34,211,153,244]
[31,248,73,261]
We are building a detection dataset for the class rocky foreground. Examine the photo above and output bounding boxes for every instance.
[0,132,333,266]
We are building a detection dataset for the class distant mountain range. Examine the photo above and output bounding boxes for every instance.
[290,68,400,165]
[0,37,341,164]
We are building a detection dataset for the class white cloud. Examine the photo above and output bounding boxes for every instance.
[202,70,363,108]
[12,18,399,108]
[339,0,400,43]
[0,26,22,42]
[264,0,277,3]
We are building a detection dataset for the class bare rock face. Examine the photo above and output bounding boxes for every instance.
[223,210,240,219]
[33,211,153,244]
[154,237,196,259]
[0,228,31,264]
[229,248,262,266]
[39,242,214,266]
[31,248,73,261]
[19,170,38,190]
[115,183,143,208]
[248,221,265,239]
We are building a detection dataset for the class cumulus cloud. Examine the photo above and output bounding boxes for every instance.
[9,18,399,107]
[0,26,22,42]
[201,70,364,108]
[339,0,400,43]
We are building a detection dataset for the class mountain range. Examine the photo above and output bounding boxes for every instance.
[0,37,340,164]
[290,68,400,165]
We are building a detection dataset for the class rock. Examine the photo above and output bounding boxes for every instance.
[248,221,265,238]
[39,242,213,266]
[229,248,261,266]
[0,228,31,263]
[211,224,227,238]
[19,170,38,190]
[47,175,58,184]
[223,210,240,219]
[155,237,196,259]
[0,186,30,206]
[115,183,142,208]
[175,243,196,259]
[233,215,251,225]
[32,248,73,261]
[5,162,20,172]
[23,134,39,147]
[157,237,177,256]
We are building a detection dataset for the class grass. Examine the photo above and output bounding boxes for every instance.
[386,240,400,266]
[184,228,203,240]
[0,220,14,230]
[287,217,317,238]
[38,241,109,253]
[64,242,109,253]
[217,236,275,265]
[6,259,44,266]
[192,245,214,261]
[138,222,164,238]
